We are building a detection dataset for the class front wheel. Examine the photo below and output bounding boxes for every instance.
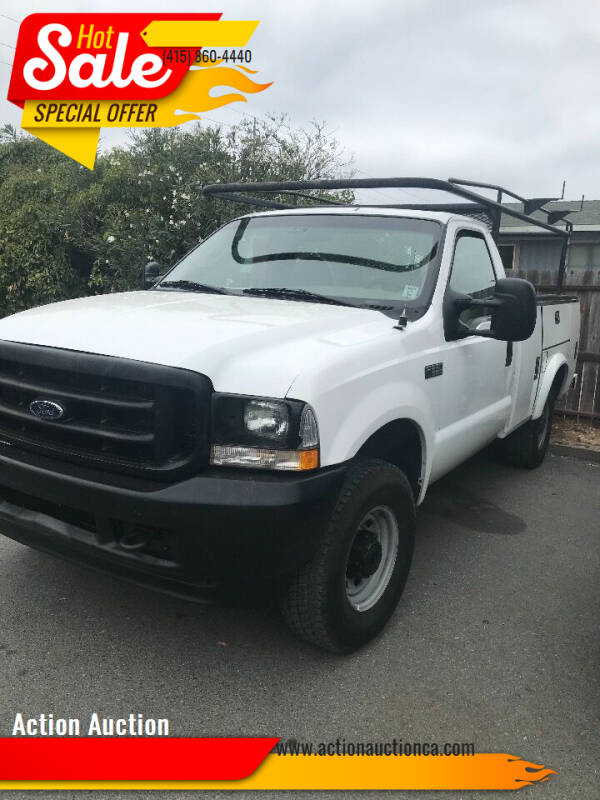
[281,459,415,653]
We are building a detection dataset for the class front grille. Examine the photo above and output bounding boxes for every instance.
[0,341,211,479]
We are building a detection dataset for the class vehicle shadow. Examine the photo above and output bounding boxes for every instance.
[419,448,527,536]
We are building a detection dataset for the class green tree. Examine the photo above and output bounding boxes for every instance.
[0,128,96,316]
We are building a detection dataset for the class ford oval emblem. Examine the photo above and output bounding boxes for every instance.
[29,399,65,421]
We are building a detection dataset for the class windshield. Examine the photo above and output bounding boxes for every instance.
[157,214,443,314]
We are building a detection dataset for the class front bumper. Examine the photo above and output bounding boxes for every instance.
[0,444,346,600]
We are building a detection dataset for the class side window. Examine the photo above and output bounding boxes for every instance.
[449,232,497,299]
[449,232,497,329]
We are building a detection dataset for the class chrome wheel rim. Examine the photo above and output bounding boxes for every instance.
[345,505,399,612]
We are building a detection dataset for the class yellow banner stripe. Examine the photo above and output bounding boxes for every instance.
[140,20,259,48]
[20,65,273,168]
[22,127,99,170]
[0,753,556,791]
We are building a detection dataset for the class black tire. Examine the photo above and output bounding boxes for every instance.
[281,459,415,653]
[500,392,555,469]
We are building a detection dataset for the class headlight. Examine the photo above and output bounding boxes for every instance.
[243,400,289,440]
[210,395,319,471]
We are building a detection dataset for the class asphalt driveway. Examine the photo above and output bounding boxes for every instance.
[0,449,598,800]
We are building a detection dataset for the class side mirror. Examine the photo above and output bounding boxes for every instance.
[488,278,537,341]
[142,261,161,289]
[445,278,536,342]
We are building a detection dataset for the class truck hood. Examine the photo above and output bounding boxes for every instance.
[0,291,389,397]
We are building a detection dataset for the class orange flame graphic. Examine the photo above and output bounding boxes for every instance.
[510,758,558,787]
[155,66,273,125]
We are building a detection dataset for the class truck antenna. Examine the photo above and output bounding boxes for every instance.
[394,308,409,330]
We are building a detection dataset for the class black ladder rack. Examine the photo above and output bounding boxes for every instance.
[202,176,575,285]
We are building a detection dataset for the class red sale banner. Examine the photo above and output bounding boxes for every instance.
[6,13,272,168]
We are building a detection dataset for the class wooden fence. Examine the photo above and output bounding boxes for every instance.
[508,267,600,423]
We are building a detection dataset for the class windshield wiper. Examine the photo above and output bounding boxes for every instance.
[157,280,230,295]
[242,287,354,307]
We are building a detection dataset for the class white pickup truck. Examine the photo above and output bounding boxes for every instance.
[0,177,580,652]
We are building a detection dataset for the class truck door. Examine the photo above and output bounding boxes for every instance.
[429,229,513,482]
[506,305,542,431]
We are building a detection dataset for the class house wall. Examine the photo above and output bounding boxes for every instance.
[499,231,600,283]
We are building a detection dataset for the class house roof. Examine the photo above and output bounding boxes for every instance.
[500,200,600,234]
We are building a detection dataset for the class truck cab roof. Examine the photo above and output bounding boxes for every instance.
[239,204,487,231]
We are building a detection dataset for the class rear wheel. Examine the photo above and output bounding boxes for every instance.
[281,459,415,653]
[500,392,554,469]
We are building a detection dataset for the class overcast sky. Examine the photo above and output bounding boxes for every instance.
[1,0,600,204]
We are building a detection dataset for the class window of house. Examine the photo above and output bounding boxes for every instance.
[498,245,514,270]
[567,244,589,268]
[567,243,600,269]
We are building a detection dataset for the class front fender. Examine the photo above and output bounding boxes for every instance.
[312,379,435,501]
